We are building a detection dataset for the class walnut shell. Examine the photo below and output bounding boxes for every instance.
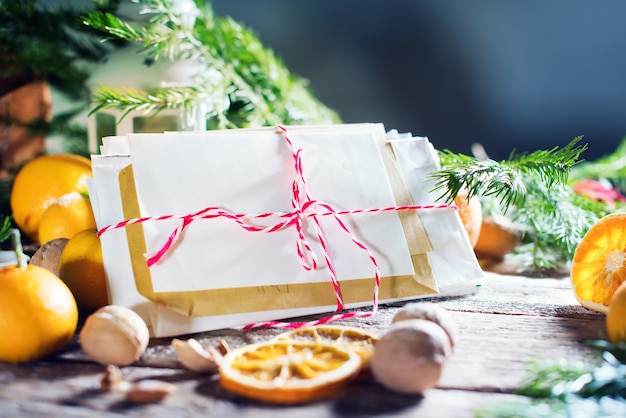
[80,305,149,366]
[29,238,68,277]
[392,302,459,351]
[371,319,450,394]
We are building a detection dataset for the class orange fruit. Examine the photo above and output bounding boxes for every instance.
[474,215,520,260]
[606,281,626,343]
[10,154,91,243]
[58,229,109,312]
[37,192,97,244]
[0,263,78,362]
[274,325,379,370]
[571,212,626,312]
[219,340,361,404]
[454,188,483,248]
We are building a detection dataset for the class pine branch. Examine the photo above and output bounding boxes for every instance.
[81,0,340,129]
[476,396,626,418]
[510,181,608,272]
[82,10,163,47]
[431,155,528,209]
[0,0,132,107]
[516,359,593,399]
[433,137,586,210]
[515,350,626,401]
[477,343,626,417]
[0,215,12,243]
[83,6,276,122]
[432,137,593,272]
[90,85,201,114]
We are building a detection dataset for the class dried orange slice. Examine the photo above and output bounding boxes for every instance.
[274,325,379,369]
[218,340,360,404]
[571,212,626,312]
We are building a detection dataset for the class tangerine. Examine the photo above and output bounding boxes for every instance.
[10,154,91,243]
[58,229,109,312]
[0,263,78,362]
[38,192,96,244]
[474,215,519,260]
[454,189,483,248]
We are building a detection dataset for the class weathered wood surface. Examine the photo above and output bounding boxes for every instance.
[0,272,606,417]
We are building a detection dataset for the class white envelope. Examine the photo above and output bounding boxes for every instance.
[89,123,482,337]
[387,132,483,292]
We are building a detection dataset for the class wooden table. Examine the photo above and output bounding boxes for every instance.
[0,270,606,417]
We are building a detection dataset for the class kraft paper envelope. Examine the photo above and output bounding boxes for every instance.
[89,123,480,337]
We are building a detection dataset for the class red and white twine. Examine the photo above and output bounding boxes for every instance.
[98,125,455,330]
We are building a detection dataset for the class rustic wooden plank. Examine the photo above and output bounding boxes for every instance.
[0,361,534,418]
[437,272,604,320]
[0,382,532,418]
[0,272,610,417]
[440,311,605,391]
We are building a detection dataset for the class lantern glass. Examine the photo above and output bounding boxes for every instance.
[87,44,208,152]
[88,108,192,153]
[132,114,180,133]
[95,113,116,149]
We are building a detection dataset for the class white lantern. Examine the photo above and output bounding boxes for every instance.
[86,46,208,153]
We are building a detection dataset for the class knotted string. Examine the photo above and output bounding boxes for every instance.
[98,125,456,330]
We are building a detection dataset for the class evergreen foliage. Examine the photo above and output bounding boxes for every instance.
[82,0,340,129]
[0,0,122,155]
[431,137,626,273]
[476,341,626,417]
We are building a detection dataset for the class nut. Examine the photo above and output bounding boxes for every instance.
[125,379,176,404]
[80,305,150,366]
[29,238,68,277]
[392,302,459,351]
[100,365,129,392]
[371,319,451,394]
[171,338,225,372]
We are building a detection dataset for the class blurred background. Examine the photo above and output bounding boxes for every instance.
[6,0,626,162]
[212,0,626,161]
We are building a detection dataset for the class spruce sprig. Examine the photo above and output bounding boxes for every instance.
[0,215,12,243]
[0,0,120,100]
[476,344,626,417]
[82,0,340,129]
[510,180,607,271]
[89,84,221,124]
[432,137,586,211]
[432,137,592,272]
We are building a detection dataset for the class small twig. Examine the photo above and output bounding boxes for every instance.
[10,228,29,270]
